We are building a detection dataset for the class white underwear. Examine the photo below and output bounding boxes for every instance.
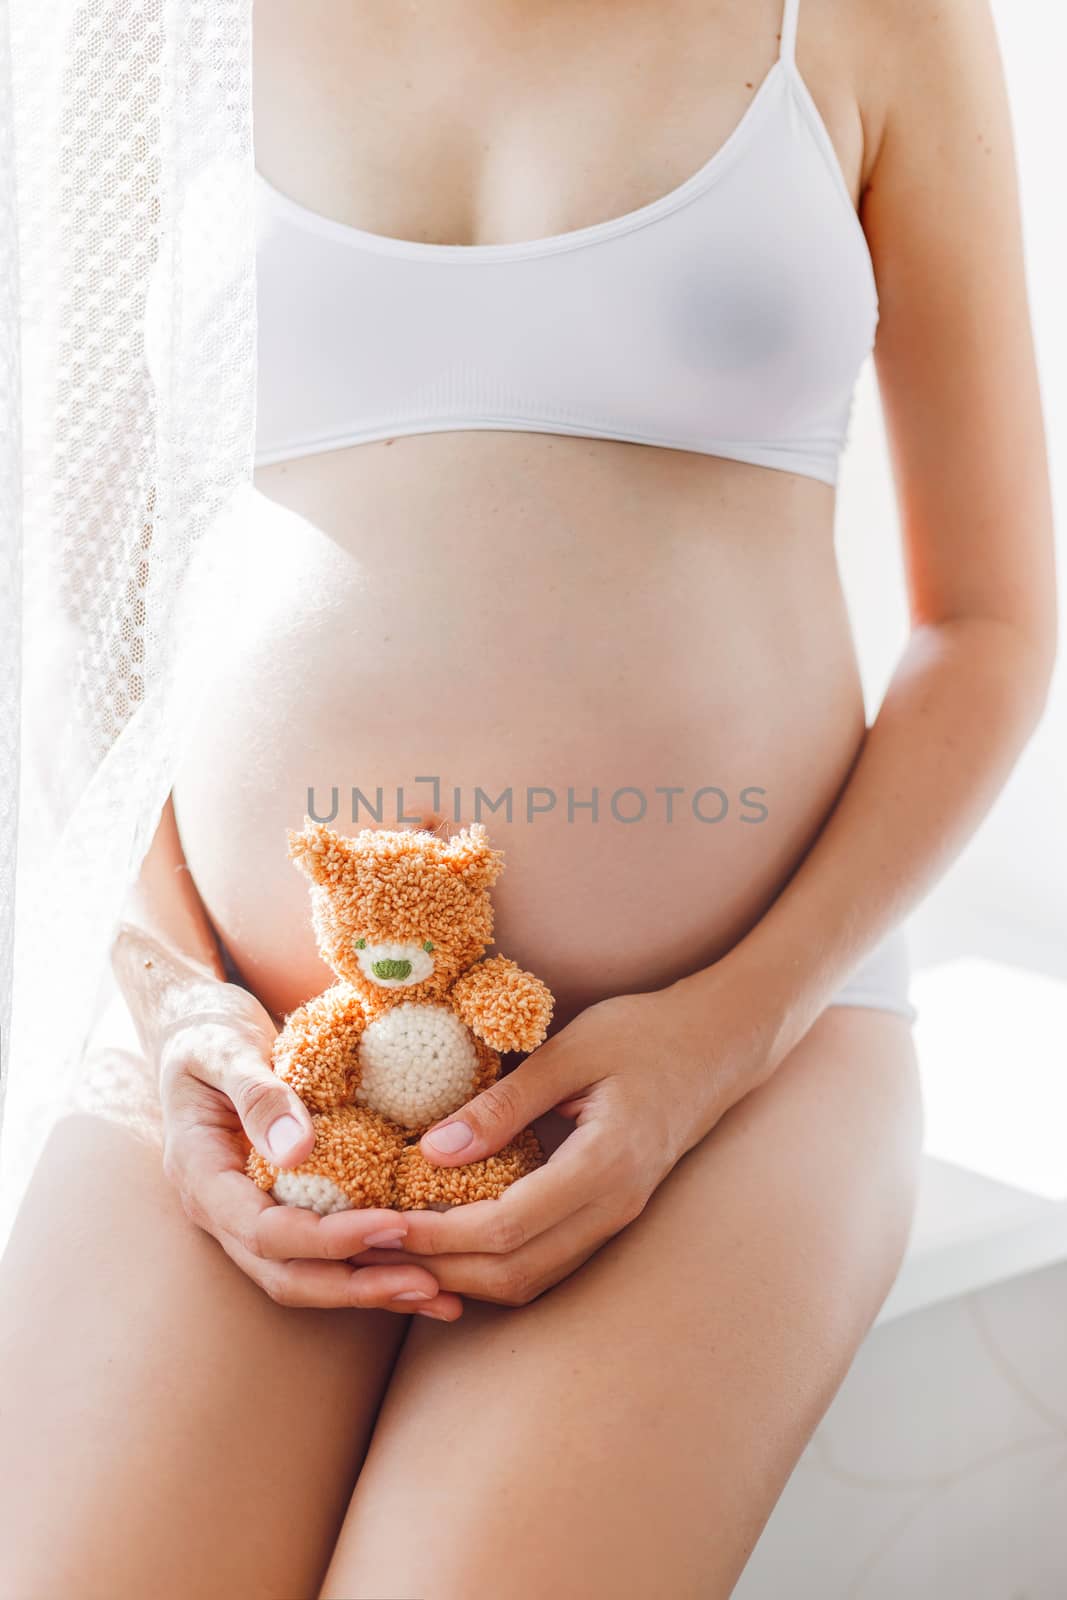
[827,925,917,1025]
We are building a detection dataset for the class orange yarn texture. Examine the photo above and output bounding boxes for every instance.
[245,821,554,1212]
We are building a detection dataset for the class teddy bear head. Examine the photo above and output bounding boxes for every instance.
[288,818,504,1005]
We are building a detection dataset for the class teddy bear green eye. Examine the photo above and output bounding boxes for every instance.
[355,938,367,949]
[423,940,434,953]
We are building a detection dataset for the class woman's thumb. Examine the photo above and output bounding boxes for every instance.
[228,1051,316,1167]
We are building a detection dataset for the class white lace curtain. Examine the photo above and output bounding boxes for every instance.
[0,0,257,1238]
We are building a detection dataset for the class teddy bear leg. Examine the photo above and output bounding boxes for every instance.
[391,1127,545,1210]
[246,1105,407,1215]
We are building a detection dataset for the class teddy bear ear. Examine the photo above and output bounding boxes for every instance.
[444,823,504,887]
[286,818,354,886]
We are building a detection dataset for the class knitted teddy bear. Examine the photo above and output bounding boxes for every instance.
[246,819,554,1214]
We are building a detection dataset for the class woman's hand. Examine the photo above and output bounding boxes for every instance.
[351,969,774,1308]
[156,982,461,1319]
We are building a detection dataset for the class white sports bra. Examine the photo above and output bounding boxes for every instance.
[254,0,878,486]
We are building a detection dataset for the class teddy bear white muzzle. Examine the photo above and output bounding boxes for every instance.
[355,941,435,988]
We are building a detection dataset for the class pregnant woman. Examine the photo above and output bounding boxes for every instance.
[0,0,1056,1595]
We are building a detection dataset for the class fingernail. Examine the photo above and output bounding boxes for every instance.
[424,1121,473,1154]
[416,1305,454,1320]
[267,1113,305,1162]
[391,1290,433,1302]
[363,1228,407,1248]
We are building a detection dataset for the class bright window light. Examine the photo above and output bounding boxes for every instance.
[912,958,1067,1201]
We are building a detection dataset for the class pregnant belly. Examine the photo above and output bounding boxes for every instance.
[172,444,867,1029]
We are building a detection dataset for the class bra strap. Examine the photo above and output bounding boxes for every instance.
[779,0,801,66]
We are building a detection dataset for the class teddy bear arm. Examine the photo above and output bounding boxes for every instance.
[271,984,366,1112]
[450,955,554,1054]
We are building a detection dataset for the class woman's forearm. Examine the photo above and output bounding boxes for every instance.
[679,614,1056,1084]
[111,792,238,1064]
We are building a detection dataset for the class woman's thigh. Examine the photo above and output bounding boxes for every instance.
[320,1003,924,1600]
[0,1105,410,1600]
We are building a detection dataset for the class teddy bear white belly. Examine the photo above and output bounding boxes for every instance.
[354,1002,480,1129]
